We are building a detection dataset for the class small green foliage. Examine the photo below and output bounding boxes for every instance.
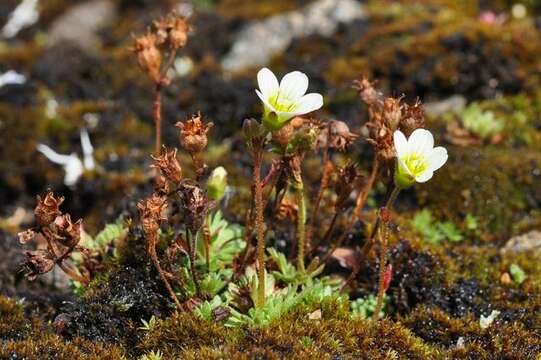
[139,316,157,332]
[268,248,324,284]
[225,278,341,328]
[80,219,128,255]
[226,287,300,327]
[200,270,229,297]
[465,214,478,231]
[460,103,504,139]
[351,294,388,319]
[196,211,244,272]
[437,222,463,243]
[509,263,527,284]
[412,209,463,244]
[138,350,163,360]
[194,296,224,322]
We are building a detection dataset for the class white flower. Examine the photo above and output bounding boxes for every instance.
[256,67,323,130]
[393,129,448,188]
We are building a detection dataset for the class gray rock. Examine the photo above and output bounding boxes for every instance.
[222,0,366,72]
[501,230,541,254]
[48,0,116,52]
[423,95,467,117]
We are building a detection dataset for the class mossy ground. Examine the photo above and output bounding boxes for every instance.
[1,0,541,358]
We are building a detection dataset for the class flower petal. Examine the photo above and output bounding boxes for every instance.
[393,130,408,156]
[294,93,323,115]
[415,170,434,183]
[257,68,279,98]
[427,147,448,172]
[408,128,434,156]
[256,89,277,112]
[279,71,309,100]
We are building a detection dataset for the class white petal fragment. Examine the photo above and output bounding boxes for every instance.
[294,93,323,115]
[393,130,408,156]
[408,128,434,156]
[279,71,309,100]
[415,170,434,183]
[257,68,279,98]
[427,147,448,172]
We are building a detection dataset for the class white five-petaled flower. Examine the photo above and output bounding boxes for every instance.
[393,128,448,188]
[256,67,323,131]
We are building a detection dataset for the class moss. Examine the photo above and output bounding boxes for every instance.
[138,311,239,358]
[318,1,541,101]
[401,306,480,347]
[403,306,541,358]
[139,302,438,359]
[0,295,31,341]
[417,146,541,240]
[1,333,126,360]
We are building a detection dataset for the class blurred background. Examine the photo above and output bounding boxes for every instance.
[1,0,541,255]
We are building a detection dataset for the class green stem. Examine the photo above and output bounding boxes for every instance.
[295,177,306,273]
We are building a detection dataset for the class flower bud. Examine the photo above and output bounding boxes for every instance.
[175,114,213,154]
[207,166,228,201]
[35,192,64,227]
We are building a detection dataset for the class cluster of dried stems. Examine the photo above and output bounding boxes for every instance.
[20,13,428,320]
[19,192,96,285]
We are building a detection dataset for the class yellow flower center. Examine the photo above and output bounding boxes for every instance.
[402,152,428,178]
[268,91,298,113]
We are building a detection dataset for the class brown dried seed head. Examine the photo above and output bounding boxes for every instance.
[383,97,402,131]
[132,32,162,83]
[53,214,83,248]
[137,193,167,241]
[175,114,214,154]
[154,14,189,49]
[154,174,171,195]
[353,77,380,106]
[178,181,215,233]
[23,250,55,280]
[35,192,64,227]
[327,120,359,151]
[400,100,425,133]
[151,148,182,183]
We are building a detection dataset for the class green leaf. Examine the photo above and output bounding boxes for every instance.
[509,263,526,284]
